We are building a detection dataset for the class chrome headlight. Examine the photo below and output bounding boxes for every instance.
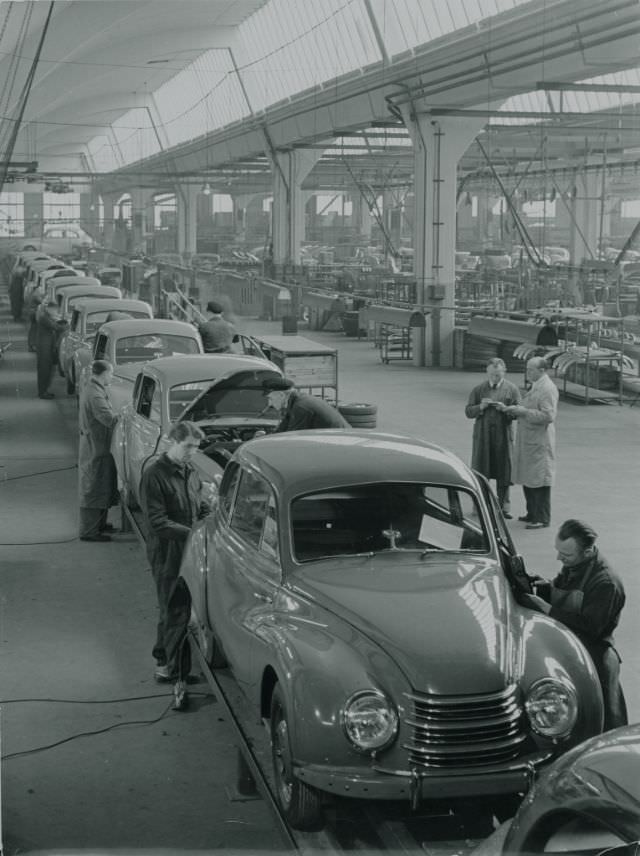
[525,678,578,739]
[341,690,398,752]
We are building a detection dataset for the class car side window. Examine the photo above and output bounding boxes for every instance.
[218,463,241,520]
[70,310,81,332]
[230,470,278,559]
[94,334,108,360]
[137,376,157,419]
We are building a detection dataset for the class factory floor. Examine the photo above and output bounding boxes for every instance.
[1,292,639,854]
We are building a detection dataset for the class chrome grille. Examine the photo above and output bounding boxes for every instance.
[403,685,527,768]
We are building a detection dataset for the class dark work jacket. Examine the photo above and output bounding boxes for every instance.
[276,391,349,432]
[464,379,520,484]
[543,549,625,649]
[36,311,68,395]
[537,548,627,730]
[198,314,235,352]
[140,454,207,582]
[78,376,118,508]
[9,270,25,319]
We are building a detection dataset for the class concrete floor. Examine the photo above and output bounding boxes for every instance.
[1,288,639,853]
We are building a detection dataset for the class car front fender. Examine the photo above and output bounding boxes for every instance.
[519,610,604,744]
[254,608,409,768]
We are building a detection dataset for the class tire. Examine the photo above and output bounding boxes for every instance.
[343,418,376,429]
[189,612,227,669]
[338,403,377,428]
[270,684,323,831]
[338,402,377,418]
[66,368,75,395]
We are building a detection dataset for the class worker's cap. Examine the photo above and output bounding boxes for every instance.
[261,376,294,392]
[206,299,224,314]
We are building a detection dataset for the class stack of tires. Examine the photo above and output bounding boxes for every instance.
[338,402,377,429]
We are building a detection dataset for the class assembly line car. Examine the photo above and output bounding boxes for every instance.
[177,430,605,831]
[78,318,204,410]
[111,353,284,509]
[476,723,640,855]
[54,282,121,320]
[58,298,153,394]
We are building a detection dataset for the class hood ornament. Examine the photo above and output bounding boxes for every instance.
[382,526,401,549]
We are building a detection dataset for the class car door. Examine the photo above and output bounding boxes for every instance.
[477,474,531,596]
[207,464,281,691]
[125,374,163,504]
[232,333,268,360]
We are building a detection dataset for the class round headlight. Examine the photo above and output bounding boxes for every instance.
[525,678,578,738]
[341,690,398,752]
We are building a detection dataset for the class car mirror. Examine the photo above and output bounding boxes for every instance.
[507,553,534,595]
[232,333,240,343]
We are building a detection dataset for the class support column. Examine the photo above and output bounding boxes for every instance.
[176,184,198,258]
[23,192,43,239]
[79,191,100,239]
[402,110,484,367]
[100,192,119,250]
[130,188,155,254]
[569,172,603,265]
[270,149,322,266]
[351,194,373,242]
[232,193,255,242]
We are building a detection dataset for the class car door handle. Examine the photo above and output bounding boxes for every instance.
[253,592,273,604]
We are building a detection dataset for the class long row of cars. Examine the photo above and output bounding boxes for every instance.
[10,247,639,851]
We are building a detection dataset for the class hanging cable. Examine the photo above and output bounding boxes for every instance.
[0,1,33,150]
[0,0,54,194]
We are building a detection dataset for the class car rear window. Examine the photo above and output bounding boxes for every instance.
[290,482,489,562]
[86,311,149,335]
[114,334,200,363]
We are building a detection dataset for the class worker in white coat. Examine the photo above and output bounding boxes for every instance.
[505,356,559,530]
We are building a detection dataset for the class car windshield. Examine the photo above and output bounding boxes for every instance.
[184,369,283,421]
[114,334,200,364]
[290,483,489,562]
[86,311,149,335]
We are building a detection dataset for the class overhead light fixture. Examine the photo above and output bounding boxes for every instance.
[201,182,212,196]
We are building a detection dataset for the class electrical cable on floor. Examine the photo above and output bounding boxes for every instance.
[0,693,188,704]
[1,692,213,761]
[1,540,79,545]
[1,464,77,481]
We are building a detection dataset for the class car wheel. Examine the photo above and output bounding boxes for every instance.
[270,684,323,831]
[189,612,227,669]
[66,368,75,395]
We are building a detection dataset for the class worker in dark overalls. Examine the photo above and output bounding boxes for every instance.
[198,300,235,353]
[520,518,627,732]
[9,264,26,321]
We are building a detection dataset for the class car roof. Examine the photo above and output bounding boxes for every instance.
[51,276,101,290]
[97,319,197,337]
[72,298,151,315]
[57,284,121,297]
[237,431,479,499]
[144,353,278,385]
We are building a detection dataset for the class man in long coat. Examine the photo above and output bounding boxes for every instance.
[465,357,521,517]
[505,356,559,529]
[36,301,67,399]
[78,360,118,541]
